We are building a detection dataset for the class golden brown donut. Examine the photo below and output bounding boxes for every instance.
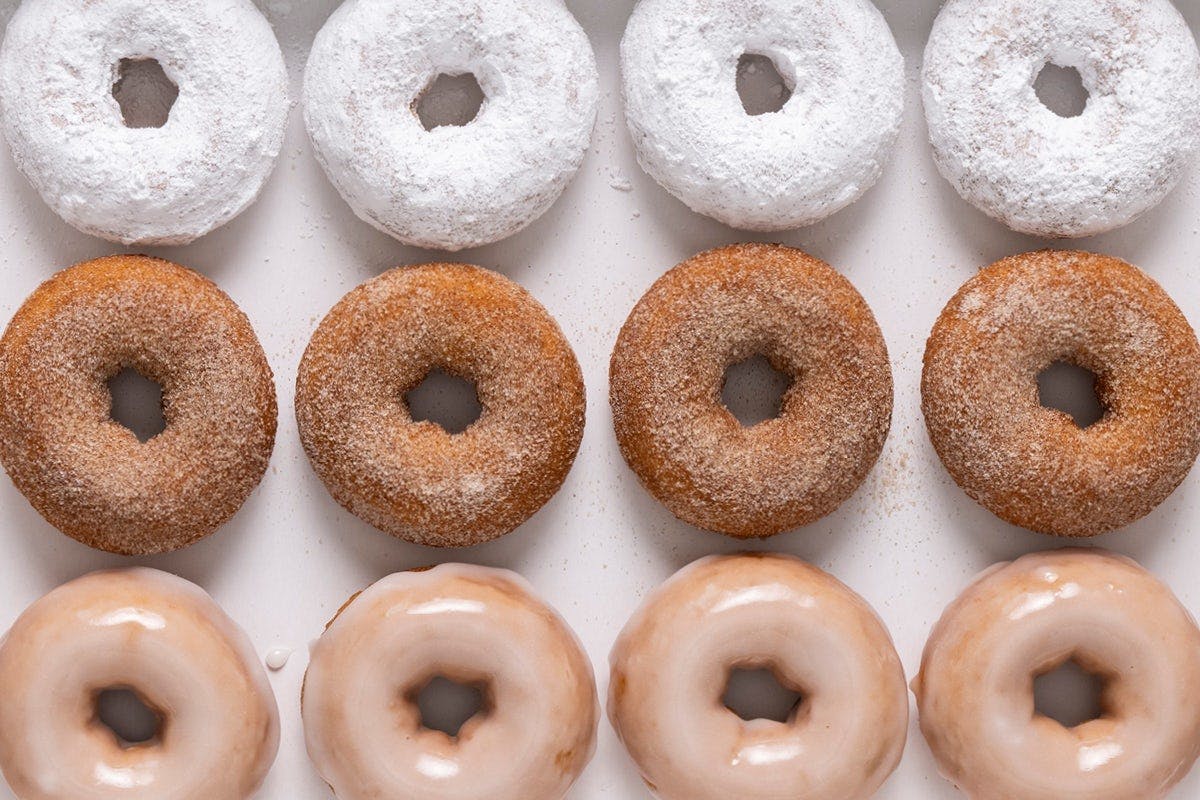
[0,255,277,554]
[609,243,893,538]
[295,263,585,547]
[922,250,1200,537]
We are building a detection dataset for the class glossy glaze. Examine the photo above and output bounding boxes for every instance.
[302,564,598,800]
[608,553,908,800]
[0,568,280,800]
[915,549,1200,800]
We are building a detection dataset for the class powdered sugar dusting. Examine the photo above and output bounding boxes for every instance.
[620,0,905,230]
[923,0,1200,238]
[0,0,290,246]
[303,0,599,251]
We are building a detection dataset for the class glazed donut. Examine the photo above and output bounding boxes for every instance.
[303,0,598,251]
[609,553,908,800]
[915,548,1200,800]
[303,564,598,800]
[922,250,1200,537]
[923,0,1200,238]
[296,263,584,547]
[0,568,279,800]
[0,255,277,555]
[621,0,904,230]
[0,0,289,245]
[610,244,892,537]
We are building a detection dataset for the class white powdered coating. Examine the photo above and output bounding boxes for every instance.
[923,0,1200,238]
[303,0,599,251]
[620,0,904,231]
[0,0,289,246]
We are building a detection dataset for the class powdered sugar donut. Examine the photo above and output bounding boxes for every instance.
[923,0,1200,238]
[621,0,904,231]
[303,0,599,251]
[0,0,289,246]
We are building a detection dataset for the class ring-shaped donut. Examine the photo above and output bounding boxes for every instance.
[0,0,289,245]
[914,548,1200,800]
[922,250,1200,537]
[609,553,908,800]
[295,263,585,547]
[621,0,904,230]
[303,564,598,800]
[303,0,599,250]
[0,568,280,800]
[923,0,1200,238]
[610,244,892,537]
[0,255,277,554]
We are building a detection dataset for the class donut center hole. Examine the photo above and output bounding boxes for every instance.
[405,369,482,434]
[111,58,178,129]
[721,355,792,426]
[722,667,804,723]
[1034,63,1088,118]
[737,53,793,116]
[1037,361,1104,428]
[108,368,166,442]
[414,73,485,130]
[1033,659,1106,729]
[413,676,487,738]
[94,688,163,748]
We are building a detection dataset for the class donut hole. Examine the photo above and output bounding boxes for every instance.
[107,368,166,442]
[721,354,792,426]
[1033,658,1107,729]
[412,675,488,738]
[94,687,163,748]
[736,53,794,116]
[721,667,804,724]
[404,369,482,434]
[1037,361,1105,428]
[413,72,485,130]
[111,58,179,129]
[1034,63,1088,119]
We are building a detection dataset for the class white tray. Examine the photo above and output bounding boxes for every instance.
[0,1,1198,797]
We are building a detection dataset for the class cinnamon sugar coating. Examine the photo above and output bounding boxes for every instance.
[922,250,1200,536]
[0,255,277,554]
[609,243,893,538]
[295,263,585,547]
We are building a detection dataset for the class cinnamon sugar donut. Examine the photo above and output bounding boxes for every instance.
[914,548,1200,800]
[296,263,584,547]
[303,564,598,800]
[0,255,277,554]
[0,568,280,800]
[922,250,1200,537]
[609,553,908,800]
[609,244,892,537]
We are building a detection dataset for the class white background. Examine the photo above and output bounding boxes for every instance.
[0,0,1199,797]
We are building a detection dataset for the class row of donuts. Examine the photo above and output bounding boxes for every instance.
[1,244,1194,555]
[0,547,1195,800]
[2,0,1194,250]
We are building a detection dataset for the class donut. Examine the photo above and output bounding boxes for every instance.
[923,0,1200,238]
[922,250,1200,537]
[303,564,598,800]
[609,553,908,800]
[620,0,904,230]
[0,0,289,245]
[0,568,280,800]
[610,244,892,538]
[0,255,277,554]
[296,263,585,547]
[303,0,598,251]
[915,548,1200,800]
